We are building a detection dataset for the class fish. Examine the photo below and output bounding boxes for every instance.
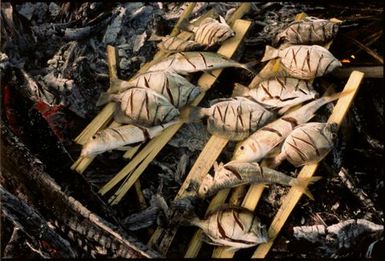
[232,93,340,163]
[80,121,178,158]
[198,161,322,200]
[184,205,268,250]
[233,77,319,110]
[147,51,255,75]
[106,87,180,127]
[270,122,338,167]
[148,34,204,52]
[261,45,342,80]
[179,16,235,47]
[181,97,276,141]
[273,16,339,46]
[103,71,202,108]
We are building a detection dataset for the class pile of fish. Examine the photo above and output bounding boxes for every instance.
[185,16,343,250]
[79,16,343,250]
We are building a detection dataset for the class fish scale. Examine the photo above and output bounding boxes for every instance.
[261,45,342,80]
[110,87,179,127]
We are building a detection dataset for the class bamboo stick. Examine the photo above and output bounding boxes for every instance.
[252,71,364,258]
[101,18,253,204]
[148,19,253,255]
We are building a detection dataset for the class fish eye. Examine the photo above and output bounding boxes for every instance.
[92,135,96,139]
[331,133,338,139]
[203,186,207,192]
[240,146,244,150]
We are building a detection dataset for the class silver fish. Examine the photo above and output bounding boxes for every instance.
[261,45,342,80]
[186,206,268,250]
[233,93,340,163]
[272,122,338,167]
[233,77,319,110]
[148,34,204,52]
[80,121,178,158]
[273,16,339,46]
[180,16,235,47]
[198,161,321,199]
[147,52,255,75]
[106,71,202,108]
[109,87,180,127]
[184,97,275,141]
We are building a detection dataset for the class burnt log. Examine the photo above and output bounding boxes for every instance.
[0,121,162,258]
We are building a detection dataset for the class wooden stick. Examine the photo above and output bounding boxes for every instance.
[102,18,253,205]
[349,36,383,64]
[332,66,383,78]
[252,71,364,258]
[148,19,253,255]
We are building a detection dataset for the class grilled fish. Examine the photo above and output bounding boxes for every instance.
[198,161,321,199]
[233,77,319,110]
[233,93,340,163]
[148,34,204,52]
[108,87,180,127]
[80,121,178,158]
[182,97,275,141]
[273,16,339,46]
[271,122,338,167]
[261,45,342,80]
[104,71,202,108]
[185,206,268,250]
[147,52,255,75]
[179,16,235,47]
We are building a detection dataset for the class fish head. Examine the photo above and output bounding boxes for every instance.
[327,21,340,37]
[80,132,106,158]
[233,141,258,163]
[198,173,215,198]
[310,88,320,99]
[324,122,338,143]
[250,216,269,244]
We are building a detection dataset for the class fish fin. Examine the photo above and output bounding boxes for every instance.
[219,15,227,24]
[179,106,208,123]
[261,45,280,62]
[291,176,323,201]
[113,109,131,124]
[232,83,251,97]
[178,18,194,32]
[264,152,286,169]
[96,92,111,106]
[148,32,163,42]
[115,145,135,151]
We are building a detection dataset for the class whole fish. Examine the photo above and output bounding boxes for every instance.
[261,45,342,80]
[233,93,340,163]
[183,97,275,141]
[179,16,235,47]
[104,71,202,108]
[147,52,255,75]
[198,161,321,199]
[185,206,268,250]
[273,16,339,46]
[107,87,180,127]
[233,77,319,110]
[271,122,338,167]
[80,121,178,158]
[148,34,204,52]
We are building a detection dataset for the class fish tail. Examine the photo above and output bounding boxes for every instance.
[241,60,258,75]
[261,45,280,62]
[96,92,112,106]
[179,106,208,123]
[290,176,323,201]
[232,83,251,97]
[178,18,194,32]
[148,32,163,42]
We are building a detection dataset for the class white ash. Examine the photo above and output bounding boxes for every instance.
[102,6,126,45]
[168,122,210,152]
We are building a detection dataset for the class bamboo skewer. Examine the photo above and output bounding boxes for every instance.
[98,3,252,203]
[147,18,253,255]
[252,71,364,258]
[210,13,339,258]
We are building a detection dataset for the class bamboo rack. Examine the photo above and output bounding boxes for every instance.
[147,18,253,255]
[252,70,364,258]
[97,3,252,205]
